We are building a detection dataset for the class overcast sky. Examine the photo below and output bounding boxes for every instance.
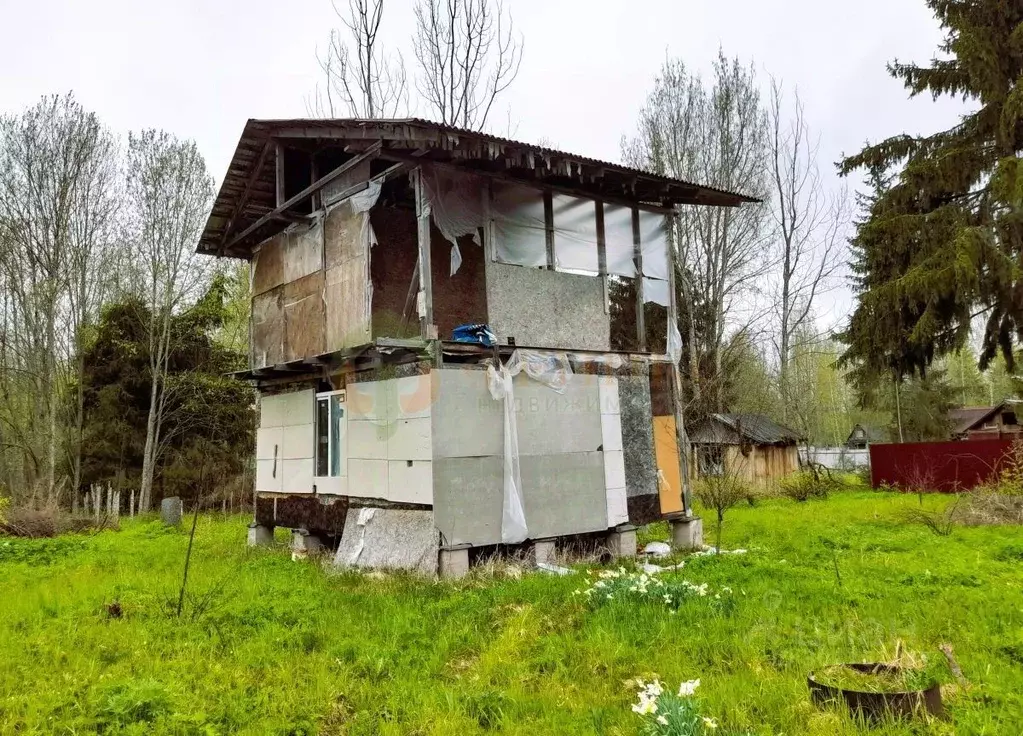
[1,0,967,329]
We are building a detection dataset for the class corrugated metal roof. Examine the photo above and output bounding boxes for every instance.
[197,117,760,257]
[690,413,803,446]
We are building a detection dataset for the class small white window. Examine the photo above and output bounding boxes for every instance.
[315,390,347,478]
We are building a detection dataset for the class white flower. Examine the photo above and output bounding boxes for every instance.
[631,696,658,715]
[677,679,701,697]
[656,715,668,725]
[644,680,664,697]
[702,716,718,729]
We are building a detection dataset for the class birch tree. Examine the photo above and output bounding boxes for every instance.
[768,81,848,417]
[125,130,214,512]
[0,94,119,504]
[412,0,522,130]
[310,0,408,118]
[624,53,771,414]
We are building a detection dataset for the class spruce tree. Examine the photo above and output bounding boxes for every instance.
[840,1,1023,379]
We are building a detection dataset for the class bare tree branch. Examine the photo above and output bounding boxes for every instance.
[412,0,523,130]
[308,0,409,118]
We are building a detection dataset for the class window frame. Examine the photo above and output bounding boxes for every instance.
[315,389,348,482]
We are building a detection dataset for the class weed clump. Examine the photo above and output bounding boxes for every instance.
[779,469,842,502]
[0,502,99,538]
[959,442,1023,525]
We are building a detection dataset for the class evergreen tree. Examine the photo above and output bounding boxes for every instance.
[839,1,1023,378]
[78,276,254,505]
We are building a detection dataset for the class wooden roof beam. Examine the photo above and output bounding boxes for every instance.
[225,142,382,250]
[218,137,273,253]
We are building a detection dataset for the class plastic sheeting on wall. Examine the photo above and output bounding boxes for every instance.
[552,194,599,274]
[492,181,547,268]
[603,203,636,277]
[326,177,384,252]
[420,167,487,276]
[486,349,574,543]
[638,210,669,280]
[643,276,671,307]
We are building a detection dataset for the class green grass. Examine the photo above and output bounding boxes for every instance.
[0,492,1020,734]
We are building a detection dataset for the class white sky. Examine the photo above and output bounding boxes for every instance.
[1,0,967,330]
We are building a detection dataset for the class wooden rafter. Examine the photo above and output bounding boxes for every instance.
[218,138,273,252]
[225,141,383,250]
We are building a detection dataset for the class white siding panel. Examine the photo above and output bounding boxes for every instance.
[600,411,624,453]
[282,458,314,494]
[282,423,315,460]
[282,389,315,426]
[347,380,387,420]
[259,394,286,428]
[606,486,629,527]
[598,375,620,415]
[349,458,389,498]
[255,458,282,492]
[349,419,389,460]
[256,427,283,461]
[387,460,433,505]
[603,450,626,490]
[392,375,433,419]
[387,417,432,461]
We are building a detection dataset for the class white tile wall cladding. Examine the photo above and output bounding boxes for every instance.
[600,376,629,526]
[257,389,316,492]
[347,376,433,504]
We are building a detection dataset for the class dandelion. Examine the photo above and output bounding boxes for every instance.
[677,679,700,697]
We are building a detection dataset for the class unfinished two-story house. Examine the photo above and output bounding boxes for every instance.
[197,119,754,576]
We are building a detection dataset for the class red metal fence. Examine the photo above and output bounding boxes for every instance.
[869,439,1017,492]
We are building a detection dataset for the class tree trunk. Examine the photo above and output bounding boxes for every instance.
[139,373,160,512]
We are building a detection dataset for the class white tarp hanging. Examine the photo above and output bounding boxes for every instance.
[486,349,573,544]
[552,194,599,274]
[325,178,384,250]
[638,210,669,280]
[492,181,547,268]
[643,277,671,307]
[421,167,487,276]
[603,203,636,278]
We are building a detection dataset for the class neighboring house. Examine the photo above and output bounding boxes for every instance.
[197,118,754,575]
[688,413,802,484]
[845,423,887,450]
[949,403,1021,441]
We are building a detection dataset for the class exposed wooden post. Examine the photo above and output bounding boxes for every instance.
[665,210,694,516]
[226,143,383,250]
[413,168,435,338]
[595,200,607,276]
[633,208,646,351]
[543,190,555,269]
[310,154,319,211]
[275,141,286,207]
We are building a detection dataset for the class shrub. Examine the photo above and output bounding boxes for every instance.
[958,442,1023,525]
[694,475,752,551]
[779,470,840,502]
[0,503,98,538]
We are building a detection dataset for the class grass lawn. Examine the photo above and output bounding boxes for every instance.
[0,491,1021,734]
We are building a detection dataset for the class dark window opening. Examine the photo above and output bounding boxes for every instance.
[698,446,724,477]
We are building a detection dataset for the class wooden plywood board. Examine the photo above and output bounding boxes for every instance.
[326,259,370,349]
[283,271,326,361]
[252,234,285,296]
[251,289,284,368]
[653,415,683,515]
[324,200,366,270]
[283,221,324,284]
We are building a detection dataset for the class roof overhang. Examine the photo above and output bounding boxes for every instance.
[198,118,759,258]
